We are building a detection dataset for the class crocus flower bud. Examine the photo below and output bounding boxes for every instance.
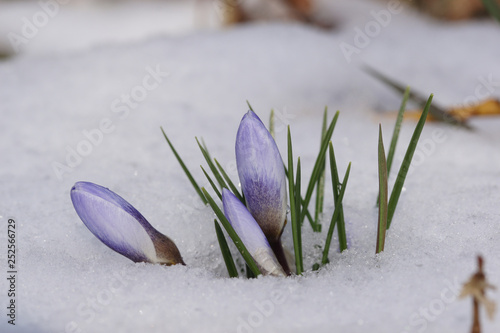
[70,181,184,266]
[235,110,287,242]
[222,189,285,277]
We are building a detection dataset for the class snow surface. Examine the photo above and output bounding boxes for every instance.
[0,0,206,56]
[1,0,500,332]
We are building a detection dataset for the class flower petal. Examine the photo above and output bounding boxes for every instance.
[70,182,184,265]
[222,188,285,276]
[235,110,287,241]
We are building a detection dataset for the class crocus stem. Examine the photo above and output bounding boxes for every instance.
[269,239,291,276]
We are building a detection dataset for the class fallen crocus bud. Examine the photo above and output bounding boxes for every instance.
[70,181,184,266]
[222,188,285,277]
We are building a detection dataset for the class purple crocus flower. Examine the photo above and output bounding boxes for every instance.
[222,189,285,277]
[71,181,184,266]
[235,110,290,274]
[236,110,287,241]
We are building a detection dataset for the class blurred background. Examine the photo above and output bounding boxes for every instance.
[1,0,499,59]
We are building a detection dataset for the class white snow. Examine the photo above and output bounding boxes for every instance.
[0,0,234,57]
[1,0,499,332]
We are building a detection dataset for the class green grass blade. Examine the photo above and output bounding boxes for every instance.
[214,219,238,278]
[201,138,212,161]
[376,86,410,205]
[301,110,340,228]
[161,127,207,205]
[246,100,254,111]
[214,158,245,204]
[287,126,303,275]
[201,166,222,200]
[303,203,315,227]
[322,162,351,265]
[482,0,500,23]
[285,166,314,228]
[376,125,388,254]
[387,94,433,229]
[314,108,328,226]
[196,137,228,190]
[329,142,347,252]
[269,109,275,139]
[285,165,315,228]
[202,188,261,276]
[387,86,410,174]
[296,157,303,268]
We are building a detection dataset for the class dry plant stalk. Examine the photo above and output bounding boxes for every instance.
[394,99,500,123]
[459,256,497,333]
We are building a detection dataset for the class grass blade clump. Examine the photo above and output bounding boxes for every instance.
[322,162,351,265]
[301,110,340,231]
[329,142,347,252]
[376,86,410,205]
[387,94,433,229]
[162,96,433,276]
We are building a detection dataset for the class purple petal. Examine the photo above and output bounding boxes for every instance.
[235,110,287,241]
[70,182,184,265]
[222,189,285,276]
